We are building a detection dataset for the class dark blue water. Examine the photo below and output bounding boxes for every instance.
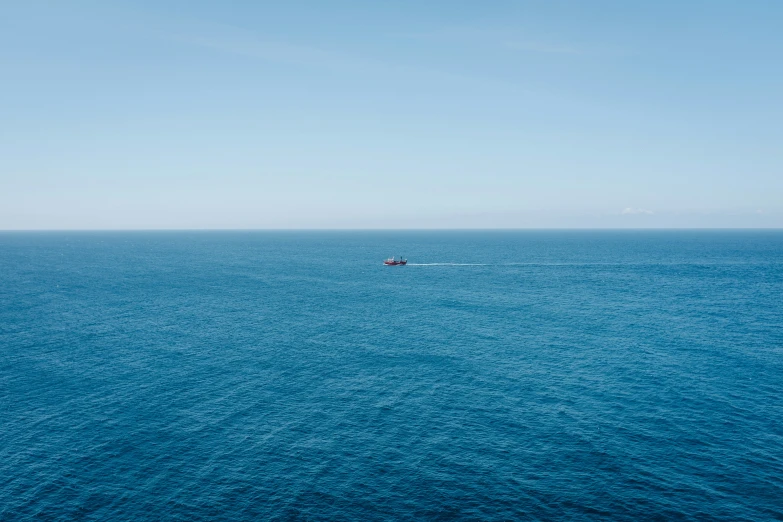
[2,231,782,520]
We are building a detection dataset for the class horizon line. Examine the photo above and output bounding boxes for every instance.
[1,227,782,233]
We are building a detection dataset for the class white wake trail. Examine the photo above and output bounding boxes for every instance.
[406,263,488,266]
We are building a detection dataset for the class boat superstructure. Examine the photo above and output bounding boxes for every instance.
[384,256,407,266]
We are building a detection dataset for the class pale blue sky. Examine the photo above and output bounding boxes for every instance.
[2,1,782,228]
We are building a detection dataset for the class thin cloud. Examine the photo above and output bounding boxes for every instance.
[503,40,585,55]
[163,22,526,92]
[169,27,349,70]
[399,27,618,57]
[622,207,654,215]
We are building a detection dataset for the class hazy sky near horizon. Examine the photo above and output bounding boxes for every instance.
[2,0,782,229]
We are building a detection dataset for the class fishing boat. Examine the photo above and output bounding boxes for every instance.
[384,256,407,266]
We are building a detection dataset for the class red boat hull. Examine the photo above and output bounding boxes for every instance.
[384,260,407,266]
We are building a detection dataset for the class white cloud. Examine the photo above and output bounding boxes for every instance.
[622,207,654,215]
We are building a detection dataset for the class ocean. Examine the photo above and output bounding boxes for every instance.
[2,231,782,520]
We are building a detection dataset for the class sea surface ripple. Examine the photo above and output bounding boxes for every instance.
[2,231,782,520]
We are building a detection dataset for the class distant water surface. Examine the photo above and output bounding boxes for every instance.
[2,231,782,520]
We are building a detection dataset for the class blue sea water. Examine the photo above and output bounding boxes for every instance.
[1,230,782,521]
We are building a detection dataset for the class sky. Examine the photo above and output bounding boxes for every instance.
[1,0,782,229]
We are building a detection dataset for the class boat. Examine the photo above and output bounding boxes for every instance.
[384,256,407,266]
